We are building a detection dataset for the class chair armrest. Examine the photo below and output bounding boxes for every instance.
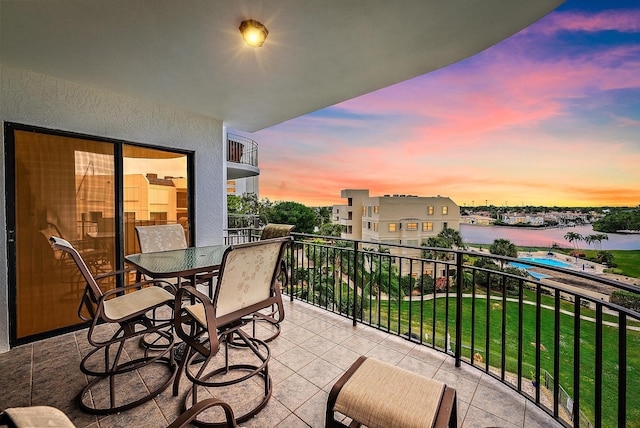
[99,278,176,301]
[93,266,137,281]
[166,397,237,428]
[174,285,219,358]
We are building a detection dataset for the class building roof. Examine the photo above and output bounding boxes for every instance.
[1,0,563,132]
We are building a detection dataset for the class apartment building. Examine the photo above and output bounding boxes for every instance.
[333,189,460,266]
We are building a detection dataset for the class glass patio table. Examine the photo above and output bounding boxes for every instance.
[125,244,229,285]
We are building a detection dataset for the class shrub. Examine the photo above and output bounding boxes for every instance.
[610,290,640,312]
[569,251,586,258]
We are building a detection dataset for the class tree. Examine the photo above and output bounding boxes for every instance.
[421,227,464,260]
[564,231,584,250]
[268,201,317,234]
[596,251,615,267]
[317,222,343,237]
[585,233,608,251]
[360,248,400,319]
[593,209,640,233]
[489,238,518,268]
[438,227,465,249]
[227,192,272,224]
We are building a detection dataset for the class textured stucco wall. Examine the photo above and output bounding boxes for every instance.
[0,64,226,351]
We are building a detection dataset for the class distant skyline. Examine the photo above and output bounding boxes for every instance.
[245,0,639,208]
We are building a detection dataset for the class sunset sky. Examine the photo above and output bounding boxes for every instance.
[248,0,640,208]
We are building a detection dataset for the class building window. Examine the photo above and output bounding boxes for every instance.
[368,222,371,230]
[374,222,378,231]
[348,197,353,207]
[428,206,434,215]
[362,206,366,216]
[423,222,433,231]
[443,222,448,229]
[407,223,418,231]
[348,211,353,220]
[442,206,448,215]
[367,206,372,217]
[389,223,397,232]
[374,206,379,214]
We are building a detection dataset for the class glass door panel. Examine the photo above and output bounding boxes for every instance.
[123,145,189,255]
[13,130,115,338]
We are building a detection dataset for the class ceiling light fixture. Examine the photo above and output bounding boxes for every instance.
[239,19,269,47]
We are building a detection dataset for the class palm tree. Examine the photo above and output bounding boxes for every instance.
[597,251,615,266]
[584,233,609,251]
[360,248,400,319]
[489,238,518,268]
[564,231,584,250]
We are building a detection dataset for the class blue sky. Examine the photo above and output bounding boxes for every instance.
[252,0,640,207]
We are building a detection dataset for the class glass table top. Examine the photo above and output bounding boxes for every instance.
[125,245,228,278]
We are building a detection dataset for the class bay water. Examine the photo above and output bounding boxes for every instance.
[460,224,640,250]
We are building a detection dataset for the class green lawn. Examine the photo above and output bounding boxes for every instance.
[372,296,640,427]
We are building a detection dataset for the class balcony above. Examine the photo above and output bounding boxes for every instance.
[227,134,259,180]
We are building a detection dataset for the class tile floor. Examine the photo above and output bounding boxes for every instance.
[0,299,563,427]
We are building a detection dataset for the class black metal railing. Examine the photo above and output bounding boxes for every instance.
[225,215,261,244]
[279,232,640,428]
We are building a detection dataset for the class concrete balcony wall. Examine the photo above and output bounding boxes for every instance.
[0,64,226,351]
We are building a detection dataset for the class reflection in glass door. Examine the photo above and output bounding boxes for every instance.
[11,129,115,339]
[122,145,190,255]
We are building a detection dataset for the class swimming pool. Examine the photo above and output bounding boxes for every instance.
[518,257,570,268]
[509,257,570,269]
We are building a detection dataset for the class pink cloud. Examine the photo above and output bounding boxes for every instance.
[532,10,640,34]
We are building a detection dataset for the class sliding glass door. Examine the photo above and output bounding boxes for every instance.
[6,124,192,344]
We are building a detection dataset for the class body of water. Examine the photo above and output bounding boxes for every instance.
[460,224,640,250]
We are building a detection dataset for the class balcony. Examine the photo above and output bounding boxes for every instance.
[0,299,561,427]
[2,233,636,427]
[227,134,259,180]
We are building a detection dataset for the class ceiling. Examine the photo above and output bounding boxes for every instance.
[0,0,563,132]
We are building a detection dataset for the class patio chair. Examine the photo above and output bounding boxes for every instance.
[244,223,296,342]
[135,224,216,297]
[173,236,291,427]
[49,236,177,415]
[0,398,237,427]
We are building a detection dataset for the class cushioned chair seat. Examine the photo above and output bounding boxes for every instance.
[103,286,175,320]
[327,356,457,428]
[2,406,76,428]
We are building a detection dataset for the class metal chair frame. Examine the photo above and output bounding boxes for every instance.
[173,237,291,427]
[49,236,177,415]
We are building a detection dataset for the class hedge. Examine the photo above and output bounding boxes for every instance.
[610,290,640,312]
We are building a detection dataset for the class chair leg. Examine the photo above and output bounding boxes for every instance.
[79,328,176,415]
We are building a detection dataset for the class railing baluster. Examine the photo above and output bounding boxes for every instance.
[517,278,523,392]
[455,251,463,367]
[352,240,358,326]
[595,303,602,428]
[501,274,507,380]
[471,268,477,367]
[536,283,542,404]
[618,313,627,428]
[485,271,491,372]
[573,296,581,428]
[554,289,560,419]
[420,259,425,345]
